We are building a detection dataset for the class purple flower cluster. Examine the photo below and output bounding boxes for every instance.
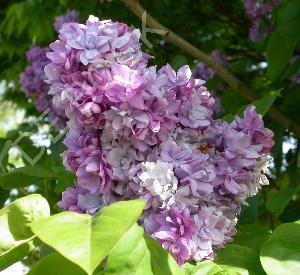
[193,51,228,115]
[20,46,49,97]
[47,16,274,265]
[54,10,80,32]
[20,45,67,127]
[244,0,281,41]
[20,11,80,127]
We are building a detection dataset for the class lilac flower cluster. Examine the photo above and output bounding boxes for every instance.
[20,11,80,127]
[193,51,228,115]
[48,16,274,265]
[244,0,281,41]
[54,10,80,33]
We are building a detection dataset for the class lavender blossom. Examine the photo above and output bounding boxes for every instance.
[46,15,275,266]
[20,45,67,127]
[152,207,196,265]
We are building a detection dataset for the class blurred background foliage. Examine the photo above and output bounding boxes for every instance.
[0,0,299,269]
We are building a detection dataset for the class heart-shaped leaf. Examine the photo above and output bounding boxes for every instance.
[28,252,87,275]
[144,234,183,275]
[260,221,300,275]
[105,224,152,275]
[266,186,299,217]
[31,200,145,275]
[105,224,182,275]
[0,194,50,271]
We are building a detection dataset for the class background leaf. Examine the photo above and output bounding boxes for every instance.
[215,244,265,275]
[0,165,74,189]
[266,186,298,217]
[232,224,271,252]
[0,194,50,271]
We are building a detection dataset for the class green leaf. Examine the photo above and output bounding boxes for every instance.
[186,260,241,275]
[105,224,152,275]
[260,221,300,275]
[279,201,300,223]
[229,59,252,74]
[238,196,259,225]
[282,86,300,124]
[0,166,52,189]
[0,240,37,272]
[31,200,146,275]
[221,93,279,123]
[251,93,279,116]
[215,244,265,275]
[267,31,294,81]
[233,224,271,252]
[267,0,300,80]
[28,252,86,275]
[14,136,46,166]
[187,261,223,275]
[0,187,10,208]
[182,262,195,274]
[280,57,300,80]
[52,167,75,193]
[144,234,183,275]
[222,113,234,123]
[239,92,280,117]
[0,194,50,271]
[0,165,74,189]
[105,224,182,275]
[39,244,55,259]
[171,55,187,70]
[0,139,11,173]
[277,0,300,42]
[266,186,298,217]
[221,89,247,115]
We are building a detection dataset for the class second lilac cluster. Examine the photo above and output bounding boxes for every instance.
[20,11,80,127]
[45,16,275,265]
[244,0,280,41]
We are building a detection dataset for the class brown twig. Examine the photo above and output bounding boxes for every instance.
[122,0,300,139]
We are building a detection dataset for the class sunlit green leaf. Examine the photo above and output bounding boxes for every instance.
[0,194,50,271]
[106,222,182,275]
[28,252,87,275]
[31,200,146,275]
[105,224,153,275]
[143,234,183,275]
